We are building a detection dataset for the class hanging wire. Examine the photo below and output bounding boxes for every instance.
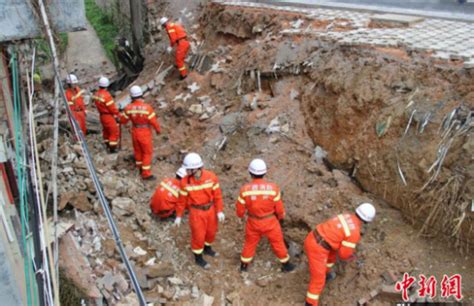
[34,0,147,303]
[10,48,36,306]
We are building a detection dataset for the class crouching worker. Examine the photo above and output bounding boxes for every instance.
[304,203,376,305]
[150,167,187,220]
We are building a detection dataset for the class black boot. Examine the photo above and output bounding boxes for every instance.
[179,74,188,80]
[204,245,217,257]
[281,261,296,273]
[326,271,336,282]
[142,175,156,181]
[240,262,248,272]
[109,146,118,154]
[194,254,210,269]
[305,302,313,306]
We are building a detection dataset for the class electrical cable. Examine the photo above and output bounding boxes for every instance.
[34,0,147,303]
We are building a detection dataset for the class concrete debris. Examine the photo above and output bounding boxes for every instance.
[168,277,184,286]
[219,112,242,135]
[173,93,184,101]
[290,19,304,29]
[133,246,147,256]
[111,197,135,216]
[313,146,328,164]
[147,263,175,278]
[187,82,200,93]
[189,104,204,115]
[266,117,281,134]
[183,93,193,102]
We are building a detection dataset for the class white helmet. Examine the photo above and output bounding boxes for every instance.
[159,17,169,26]
[98,76,110,88]
[248,158,267,176]
[355,203,376,223]
[130,85,143,98]
[66,74,78,84]
[182,153,203,170]
[176,167,187,179]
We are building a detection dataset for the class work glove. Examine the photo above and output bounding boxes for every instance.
[217,212,225,223]
[174,217,182,227]
[166,46,173,54]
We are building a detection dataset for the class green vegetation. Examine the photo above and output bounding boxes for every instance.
[84,0,119,66]
[35,33,68,63]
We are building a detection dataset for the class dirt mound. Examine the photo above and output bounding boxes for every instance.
[199,2,474,252]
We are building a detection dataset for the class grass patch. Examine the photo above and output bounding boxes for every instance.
[84,0,119,66]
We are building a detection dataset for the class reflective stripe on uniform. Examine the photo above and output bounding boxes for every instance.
[127,110,149,115]
[307,292,319,300]
[204,242,212,246]
[237,197,245,204]
[242,190,277,197]
[185,182,214,191]
[142,165,151,170]
[148,112,156,119]
[179,190,188,196]
[161,182,179,198]
[109,141,118,145]
[92,95,104,102]
[326,263,335,268]
[121,112,129,119]
[72,90,84,100]
[192,248,204,255]
[273,192,281,202]
[168,29,176,33]
[179,66,186,71]
[68,101,74,105]
[241,256,253,263]
[105,100,115,106]
[135,161,142,165]
[212,183,220,190]
[337,214,351,237]
[341,241,356,248]
[278,255,290,263]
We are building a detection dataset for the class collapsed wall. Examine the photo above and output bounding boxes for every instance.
[201,2,474,250]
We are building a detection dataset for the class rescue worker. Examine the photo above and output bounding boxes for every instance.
[150,167,187,219]
[174,153,225,269]
[304,203,376,306]
[236,159,295,273]
[120,85,161,180]
[160,17,190,80]
[92,77,121,153]
[65,74,87,135]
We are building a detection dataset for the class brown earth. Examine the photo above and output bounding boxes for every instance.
[49,1,474,305]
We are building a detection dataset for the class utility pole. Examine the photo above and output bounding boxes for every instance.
[129,0,143,56]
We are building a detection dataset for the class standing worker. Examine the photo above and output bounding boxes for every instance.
[174,153,225,269]
[160,17,190,80]
[304,203,376,306]
[236,159,295,273]
[65,74,87,135]
[150,167,187,219]
[120,85,161,180]
[92,77,121,153]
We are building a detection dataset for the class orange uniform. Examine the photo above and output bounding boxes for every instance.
[92,88,120,149]
[176,170,223,255]
[65,86,87,135]
[236,178,289,264]
[150,178,180,218]
[304,213,362,305]
[120,99,161,179]
[165,22,190,78]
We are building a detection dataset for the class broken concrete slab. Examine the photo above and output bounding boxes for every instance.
[146,263,175,278]
[59,232,102,301]
[370,14,424,27]
[111,197,135,216]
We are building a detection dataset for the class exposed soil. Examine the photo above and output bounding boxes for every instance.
[48,1,473,305]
